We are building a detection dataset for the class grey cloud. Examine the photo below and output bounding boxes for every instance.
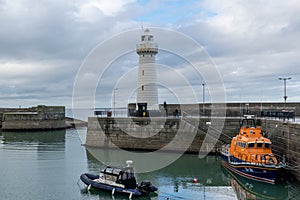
[1,0,300,108]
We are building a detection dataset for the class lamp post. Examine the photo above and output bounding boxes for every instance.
[202,82,205,116]
[278,77,291,109]
[113,88,118,116]
[245,103,249,115]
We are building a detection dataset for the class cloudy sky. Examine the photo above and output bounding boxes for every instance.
[0,0,299,109]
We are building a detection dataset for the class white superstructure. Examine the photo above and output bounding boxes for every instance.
[136,29,158,107]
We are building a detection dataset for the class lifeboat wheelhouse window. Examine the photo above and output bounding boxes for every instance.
[248,143,255,148]
[242,118,256,128]
[256,143,263,148]
[265,143,271,148]
[236,142,246,148]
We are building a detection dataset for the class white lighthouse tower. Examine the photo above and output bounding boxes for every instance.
[136,29,158,107]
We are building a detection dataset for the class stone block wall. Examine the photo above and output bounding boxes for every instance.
[261,119,300,182]
[86,117,240,153]
[1,105,66,130]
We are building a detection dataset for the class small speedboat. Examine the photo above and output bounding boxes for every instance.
[80,160,157,198]
[221,115,285,184]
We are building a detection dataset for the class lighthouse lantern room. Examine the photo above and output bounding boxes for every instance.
[136,29,158,108]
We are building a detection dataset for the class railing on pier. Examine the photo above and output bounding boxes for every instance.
[94,108,128,117]
[260,110,295,121]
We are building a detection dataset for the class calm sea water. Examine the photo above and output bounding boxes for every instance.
[0,128,299,200]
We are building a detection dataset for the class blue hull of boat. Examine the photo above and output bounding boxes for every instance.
[80,173,143,196]
[221,154,281,184]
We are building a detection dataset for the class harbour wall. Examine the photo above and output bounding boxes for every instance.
[86,116,300,182]
[151,102,300,117]
[261,119,300,182]
[86,117,240,153]
[0,105,66,130]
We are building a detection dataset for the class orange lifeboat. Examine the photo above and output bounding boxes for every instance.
[221,115,284,184]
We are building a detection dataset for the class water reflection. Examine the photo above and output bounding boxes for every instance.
[0,128,297,200]
[84,148,299,200]
[84,148,238,199]
[0,129,66,159]
[0,129,70,200]
[1,129,65,144]
[80,187,158,200]
[85,148,228,185]
[223,168,288,200]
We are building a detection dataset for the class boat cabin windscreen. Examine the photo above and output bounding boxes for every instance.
[256,142,263,148]
[120,167,135,180]
[265,143,271,148]
[248,142,255,148]
[247,142,271,148]
[241,119,256,128]
[119,167,137,189]
[102,166,122,176]
[101,166,123,182]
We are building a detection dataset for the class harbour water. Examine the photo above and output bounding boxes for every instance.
[0,128,299,200]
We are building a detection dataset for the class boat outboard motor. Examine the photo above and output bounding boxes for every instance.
[138,181,155,195]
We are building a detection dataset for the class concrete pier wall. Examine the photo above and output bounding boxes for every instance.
[1,105,66,130]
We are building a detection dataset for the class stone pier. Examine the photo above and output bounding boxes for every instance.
[86,117,240,153]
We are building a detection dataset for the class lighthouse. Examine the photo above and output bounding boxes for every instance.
[136,29,158,107]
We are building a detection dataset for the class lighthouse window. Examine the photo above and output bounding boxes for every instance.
[142,70,144,76]
[142,85,144,91]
